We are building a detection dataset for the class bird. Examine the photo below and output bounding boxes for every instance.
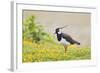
[55,26,80,53]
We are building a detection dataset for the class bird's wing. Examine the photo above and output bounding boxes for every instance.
[62,33,76,44]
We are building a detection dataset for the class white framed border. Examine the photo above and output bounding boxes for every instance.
[11,1,97,72]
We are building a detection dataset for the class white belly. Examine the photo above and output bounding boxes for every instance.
[60,38,70,46]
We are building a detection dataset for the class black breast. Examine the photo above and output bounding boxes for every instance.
[57,34,62,41]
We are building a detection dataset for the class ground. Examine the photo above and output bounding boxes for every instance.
[22,40,91,63]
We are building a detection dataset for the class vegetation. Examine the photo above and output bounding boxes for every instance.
[23,16,55,43]
[22,15,91,63]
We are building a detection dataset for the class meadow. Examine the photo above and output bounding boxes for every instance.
[22,40,91,63]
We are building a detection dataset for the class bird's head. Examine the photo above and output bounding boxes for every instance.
[55,25,68,34]
[55,28,61,34]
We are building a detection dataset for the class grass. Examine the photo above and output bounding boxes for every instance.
[22,40,91,63]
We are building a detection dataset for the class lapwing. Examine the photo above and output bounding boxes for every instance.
[55,26,80,53]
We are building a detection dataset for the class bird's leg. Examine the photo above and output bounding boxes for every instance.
[64,45,68,53]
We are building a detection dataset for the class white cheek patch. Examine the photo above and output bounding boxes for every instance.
[58,31,61,34]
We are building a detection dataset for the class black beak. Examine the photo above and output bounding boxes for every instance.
[54,32,56,34]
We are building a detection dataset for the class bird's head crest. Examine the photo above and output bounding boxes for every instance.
[55,25,68,34]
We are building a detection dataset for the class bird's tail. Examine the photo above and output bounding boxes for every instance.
[74,41,80,45]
